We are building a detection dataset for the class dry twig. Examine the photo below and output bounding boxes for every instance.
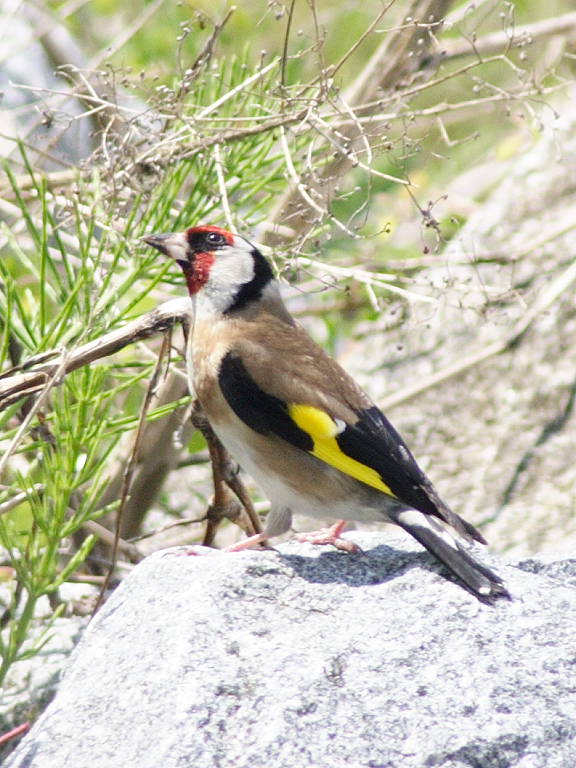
[0,298,191,411]
[190,402,262,546]
[442,10,576,61]
[267,0,454,241]
[94,330,171,612]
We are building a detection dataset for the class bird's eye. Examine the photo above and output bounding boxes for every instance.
[206,232,226,246]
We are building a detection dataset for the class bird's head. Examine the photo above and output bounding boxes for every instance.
[143,225,275,315]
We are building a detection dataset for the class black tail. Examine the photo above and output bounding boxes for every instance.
[389,508,510,604]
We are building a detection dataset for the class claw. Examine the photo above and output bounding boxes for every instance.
[295,521,362,554]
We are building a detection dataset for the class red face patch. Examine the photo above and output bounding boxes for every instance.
[182,251,216,295]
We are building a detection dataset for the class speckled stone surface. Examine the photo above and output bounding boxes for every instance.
[5,533,576,768]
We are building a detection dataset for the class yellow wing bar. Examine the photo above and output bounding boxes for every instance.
[288,404,395,497]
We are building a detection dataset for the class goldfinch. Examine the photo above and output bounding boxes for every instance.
[144,225,509,603]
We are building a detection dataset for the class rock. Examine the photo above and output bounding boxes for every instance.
[4,533,576,768]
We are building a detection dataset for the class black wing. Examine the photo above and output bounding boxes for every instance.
[218,352,483,542]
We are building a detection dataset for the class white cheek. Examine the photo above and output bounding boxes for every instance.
[210,248,255,286]
[199,246,255,313]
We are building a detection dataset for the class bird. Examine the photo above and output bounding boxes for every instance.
[143,225,510,603]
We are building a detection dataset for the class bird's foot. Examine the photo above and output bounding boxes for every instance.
[223,532,270,552]
[295,521,362,554]
[166,524,360,558]
[167,533,270,557]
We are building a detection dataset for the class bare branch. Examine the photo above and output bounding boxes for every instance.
[0,298,191,411]
[0,353,70,480]
[442,11,576,61]
[94,331,171,613]
[190,402,262,545]
[214,143,235,231]
[267,0,455,241]
[178,5,236,87]
[82,519,143,562]
[327,1,397,81]
[0,485,44,517]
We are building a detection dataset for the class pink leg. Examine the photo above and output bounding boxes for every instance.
[223,532,269,552]
[295,520,361,554]
[176,524,360,557]
[175,532,269,557]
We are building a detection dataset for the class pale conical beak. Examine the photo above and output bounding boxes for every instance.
[142,232,188,261]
